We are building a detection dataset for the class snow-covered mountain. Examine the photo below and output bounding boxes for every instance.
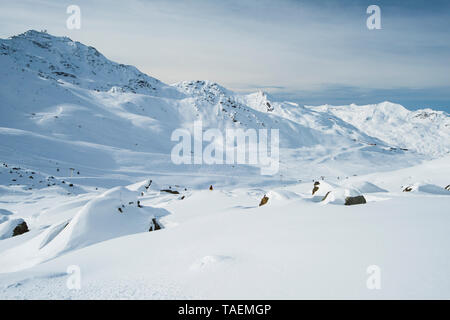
[0,30,180,96]
[2,31,448,178]
[0,31,449,299]
[311,102,450,157]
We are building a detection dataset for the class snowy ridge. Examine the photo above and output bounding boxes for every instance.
[0,30,182,97]
[310,102,450,156]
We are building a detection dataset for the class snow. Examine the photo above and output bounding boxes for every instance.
[0,30,449,299]
[310,102,450,157]
[0,218,26,240]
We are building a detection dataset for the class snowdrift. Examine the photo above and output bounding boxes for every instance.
[0,218,27,240]
[0,186,168,272]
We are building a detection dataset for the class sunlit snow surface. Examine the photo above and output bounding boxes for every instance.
[0,31,449,299]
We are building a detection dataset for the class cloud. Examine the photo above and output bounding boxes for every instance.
[0,0,449,109]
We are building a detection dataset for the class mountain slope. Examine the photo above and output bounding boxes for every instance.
[310,102,450,156]
[0,30,449,180]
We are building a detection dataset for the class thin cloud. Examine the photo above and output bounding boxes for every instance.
[0,0,449,109]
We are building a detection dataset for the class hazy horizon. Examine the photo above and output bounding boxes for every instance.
[1,0,449,111]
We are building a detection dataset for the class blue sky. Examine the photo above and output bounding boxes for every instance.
[1,0,449,111]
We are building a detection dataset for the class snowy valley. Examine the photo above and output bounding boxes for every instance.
[0,30,449,299]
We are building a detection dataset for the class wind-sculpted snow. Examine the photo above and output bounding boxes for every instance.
[0,186,168,272]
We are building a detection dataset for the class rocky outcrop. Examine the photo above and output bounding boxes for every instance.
[160,189,179,194]
[312,181,320,195]
[259,195,269,207]
[0,218,29,240]
[13,221,29,236]
[149,218,162,231]
[144,180,152,191]
[321,191,332,202]
[344,195,367,206]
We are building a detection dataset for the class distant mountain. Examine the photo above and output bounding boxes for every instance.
[311,102,450,157]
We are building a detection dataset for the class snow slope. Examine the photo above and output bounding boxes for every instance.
[1,161,449,299]
[0,30,449,299]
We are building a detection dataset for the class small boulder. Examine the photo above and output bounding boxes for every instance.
[344,195,366,206]
[259,195,269,207]
[13,221,29,237]
[312,181,320,195]
[149,218,162,231]
[0,218,29,239]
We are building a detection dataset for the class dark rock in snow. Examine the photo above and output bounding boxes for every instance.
[321,191,332,202]
[13,221,29,237]
[344,195,367,206]
[144,180,152,190]
[149,218,162,231]
[312,181,320,195]
[259,195,269,207]
[160,189,179,194]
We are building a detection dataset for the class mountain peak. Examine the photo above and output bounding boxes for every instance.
[16,29,58,38]
[1,30,185,97]
[12,29,75,46]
